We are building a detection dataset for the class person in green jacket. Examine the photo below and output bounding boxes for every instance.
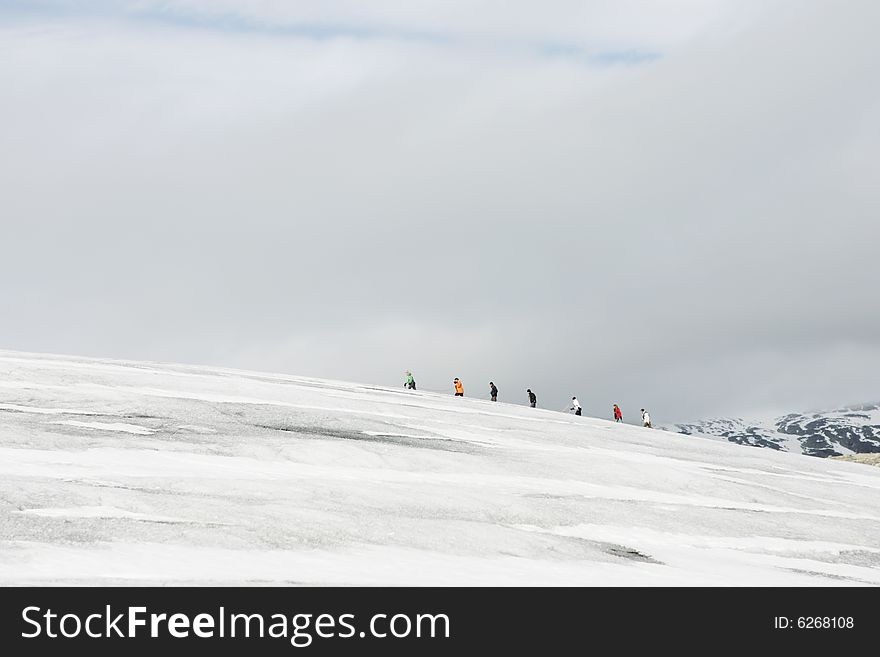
[404,371,416,390]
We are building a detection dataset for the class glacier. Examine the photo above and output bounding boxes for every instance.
[1,350,879,586]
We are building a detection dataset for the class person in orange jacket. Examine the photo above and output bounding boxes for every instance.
[613,404,622,422]
[454,378,464,397]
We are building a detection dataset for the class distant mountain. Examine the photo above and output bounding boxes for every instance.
[669,403,880,458]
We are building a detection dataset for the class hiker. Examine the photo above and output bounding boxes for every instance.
[641,408,652,428]
[454,378,464,397]
[613,404,622,422]
[404,371,416,390]
[571,397,582,416]
[489,382,498,402]
[527,389,537,408]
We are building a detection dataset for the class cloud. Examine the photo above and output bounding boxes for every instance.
[2,0,745,51]
[0,1,878,422]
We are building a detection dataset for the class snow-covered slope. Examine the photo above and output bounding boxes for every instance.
[1,350,879,586]
[670,404,880,458]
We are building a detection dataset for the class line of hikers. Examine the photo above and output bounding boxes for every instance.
[403,371,653,428]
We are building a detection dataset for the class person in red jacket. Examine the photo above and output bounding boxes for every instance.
[613,404,622,422]
[453,378,464,397]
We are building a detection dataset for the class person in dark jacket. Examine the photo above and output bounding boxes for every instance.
[527,389,536,408]
[489,382,498,402]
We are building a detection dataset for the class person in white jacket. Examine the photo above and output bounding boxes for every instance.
[570,397,582,416]
[641,408,652,428]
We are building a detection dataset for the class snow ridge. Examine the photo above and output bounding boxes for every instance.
[1,349,879,586]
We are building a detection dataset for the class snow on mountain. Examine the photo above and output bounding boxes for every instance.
[670,404,880,458]
[1,350,880,586]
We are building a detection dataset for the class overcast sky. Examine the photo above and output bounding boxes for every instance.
[1,1,877,423]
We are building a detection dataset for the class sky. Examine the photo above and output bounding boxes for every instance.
[1,0,878,423]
